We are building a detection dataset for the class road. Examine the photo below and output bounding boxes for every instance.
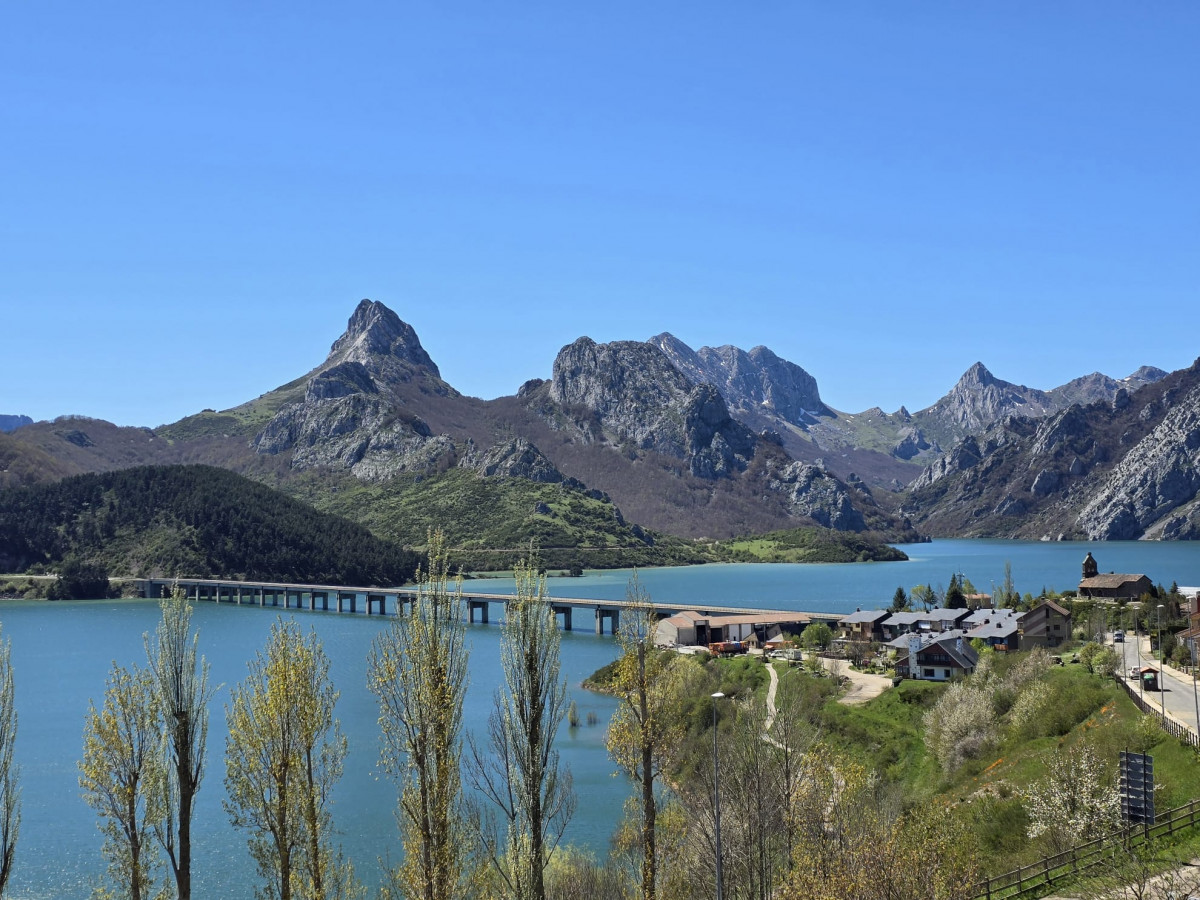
[1116,631,1200,738]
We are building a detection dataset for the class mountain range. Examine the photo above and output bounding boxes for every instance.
[3,298,1197,550]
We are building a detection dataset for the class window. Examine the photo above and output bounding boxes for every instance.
[923,668,934,678]
[944,669,951,679]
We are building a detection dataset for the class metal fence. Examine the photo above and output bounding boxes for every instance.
[969,798,1200,899]
[1116,676,1200,749]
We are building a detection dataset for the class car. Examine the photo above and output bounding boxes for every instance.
[1113,630,1125,643]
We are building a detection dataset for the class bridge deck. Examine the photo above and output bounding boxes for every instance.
[141,577,836,634]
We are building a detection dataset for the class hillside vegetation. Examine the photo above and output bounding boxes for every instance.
[713,525,909,563]
[0,464,420,585]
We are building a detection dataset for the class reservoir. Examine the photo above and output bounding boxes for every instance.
[2,539,1198,896]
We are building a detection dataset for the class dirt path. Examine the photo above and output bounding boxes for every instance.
[818,657,893,705]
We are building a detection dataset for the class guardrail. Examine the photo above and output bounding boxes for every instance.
[970,798,1200,899]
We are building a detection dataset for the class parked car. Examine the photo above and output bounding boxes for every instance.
[1113,630,1125,643]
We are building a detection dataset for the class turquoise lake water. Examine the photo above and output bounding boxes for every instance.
[2,538,1198,896]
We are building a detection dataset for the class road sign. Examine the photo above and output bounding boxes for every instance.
[1120,751,1155,825]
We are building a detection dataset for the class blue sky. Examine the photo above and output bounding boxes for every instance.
[3,3,1197,427]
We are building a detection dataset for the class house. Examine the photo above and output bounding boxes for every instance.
[655,610,811,648]
[880,608,972,641]
[965,611,1020,651]
[896,633,979,681]
[656,610,707,647]
[1077,552,1153,601]
[1018,600,1071,649]
[838,609,890,644]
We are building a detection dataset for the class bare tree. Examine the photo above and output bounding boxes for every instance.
[467,555,575,900]
[145,588,212,900]
[606,574,687,900]
[368,529,473,900]
[0,627,18,896]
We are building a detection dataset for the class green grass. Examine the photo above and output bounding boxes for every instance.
[713,526,909,563]
[155,378,307,442]
[295,467,712,571]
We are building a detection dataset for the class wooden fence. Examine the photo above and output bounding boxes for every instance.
[969,798,1200,899]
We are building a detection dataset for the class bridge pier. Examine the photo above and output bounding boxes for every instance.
[367,594,386,615]
[468,599,489,625]
[337,592,357,613]
[595,607,620,636]
[553,605,573,631]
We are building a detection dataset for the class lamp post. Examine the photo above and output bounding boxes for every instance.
[712,691,724,900]
[1157,604,1166,720]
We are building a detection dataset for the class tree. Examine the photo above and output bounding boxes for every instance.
[945,574,966,610]
[1023,742,1120,854]
[998,561,1018,609]
[0,628,18,896]
[145,589,213,900]
[466,554,575,900]
[79,663,165,900]
[911,584,937,612]
[224,619,356,900]
[799,622,832,652]
[367,529,472,900]
[889,586,909,613]
[780,758,978,900]
[605,574,685,900]
[47,557,110,600]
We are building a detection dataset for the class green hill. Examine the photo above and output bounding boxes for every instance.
[0,464,420,585]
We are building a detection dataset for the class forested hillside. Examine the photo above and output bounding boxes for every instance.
[0,464,420,585]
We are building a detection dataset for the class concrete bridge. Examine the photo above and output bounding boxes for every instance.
[140,577,833,636]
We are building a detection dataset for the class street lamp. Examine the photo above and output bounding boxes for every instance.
[1157,604,1166,720]
[712,691,725,900]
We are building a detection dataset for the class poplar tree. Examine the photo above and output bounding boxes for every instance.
[145,589,212,900]
[368,529,472,900]
[467,555,575,900]
[224,619,356,900]
[0,628,19,896]
[605,574,683,900]
[79,664,165,900]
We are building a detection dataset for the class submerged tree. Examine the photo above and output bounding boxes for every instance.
[606,573,685,900]
[368,529,472,900]
[79,663,165,900]
[145,588,213,900]
[0,628,18,896]
[224,619,356,900]
[467,554,575,900]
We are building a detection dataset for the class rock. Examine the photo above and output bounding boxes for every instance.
[1030,469,1060,496]
[548,337,756,479]
[305,361,378,401]
[649,333,829,425]
[1077,380,1200,538]
[766,461,866,530]
[470,438,563,484]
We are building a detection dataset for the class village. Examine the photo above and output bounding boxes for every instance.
[655,553,1200,695]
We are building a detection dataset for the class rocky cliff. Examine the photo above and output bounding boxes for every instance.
[650,334,829,425]
[548,337,758,479]
[252,300,461,479]
[0,415,32,434]
[902,360,1200,540]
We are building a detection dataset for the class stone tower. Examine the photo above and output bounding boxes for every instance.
[1082,551,1098,579]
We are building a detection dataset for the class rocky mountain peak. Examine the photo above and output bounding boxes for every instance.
[1127,365,1169,385]
[650,334,828,426]
[326,299,440,378]
[960,362,997,388]
[548,337,756,479]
